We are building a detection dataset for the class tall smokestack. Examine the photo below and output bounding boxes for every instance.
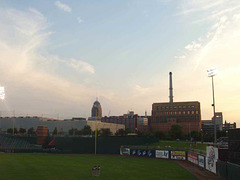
[169,72,173,103]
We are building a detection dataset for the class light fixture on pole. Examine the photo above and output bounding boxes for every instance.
[0,86,5,100]
[207,67,217,144]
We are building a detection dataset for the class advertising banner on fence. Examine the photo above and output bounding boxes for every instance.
[198,155,205,168]
[206,146,218,160]
[156,150,169,159]
[171,151,186,160]
[188,152,198,165]
[206,157,217,174]
[120,147,130,155]
[131,149,155,157]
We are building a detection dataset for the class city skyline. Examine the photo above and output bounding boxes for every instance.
[0,0,240,127]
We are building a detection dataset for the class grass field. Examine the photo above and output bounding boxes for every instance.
[0,154,197,180]
[146,141,208,152]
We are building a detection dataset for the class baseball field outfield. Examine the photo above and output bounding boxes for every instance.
[0,154,197,180]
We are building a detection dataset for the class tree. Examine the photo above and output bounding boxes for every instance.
[154,130,165,140]
[92,130,100,136]
[136,130,144,136]
[190,131,201,141]
[99,128,112,136]
[27,127,35,135]
[53,127,58,135]
[169,125,183,139]
[19,128,26,134]
[69,128,78,135]
[115,129,128,136]
[81,125,92,135]
[7,128,18,134]
[7,128,13,134]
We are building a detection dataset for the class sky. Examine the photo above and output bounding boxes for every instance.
[0,0,239,127]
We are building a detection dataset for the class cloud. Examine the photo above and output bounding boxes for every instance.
[0,8,102,118]
[77,17,84,23]
[178,0,240,22]
[185,41,201,51]
[174,55,186,59]
[68,59,94,74]
[55,1,71,12]
[172,4,240,126]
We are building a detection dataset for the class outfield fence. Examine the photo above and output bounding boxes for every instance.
[120,146,240,179]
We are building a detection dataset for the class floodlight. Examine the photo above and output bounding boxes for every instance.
[207,67,217,77]
[0,87,5,100]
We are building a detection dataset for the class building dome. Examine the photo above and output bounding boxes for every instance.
[91,100,102,118]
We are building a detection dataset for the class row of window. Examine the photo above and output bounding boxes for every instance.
[154,110,199,115]
[157,105,196,110]
[152,115,200,123]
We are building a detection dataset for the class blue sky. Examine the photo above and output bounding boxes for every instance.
[0,0,240,127]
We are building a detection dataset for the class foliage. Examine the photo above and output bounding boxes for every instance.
[217,130,227,138]
[99,128,112,136]
[81,125,92,135]
[115,129,128,136]
[169,125,183,139]
[19,128,26,134]
[69,128,78,135]
[7,128,18,134]
[190,131,201,141]
[68,126,92,136]
[154,130,165,140]
[53,127,58,135]
[203,133,214,142]
[27,127,36,135]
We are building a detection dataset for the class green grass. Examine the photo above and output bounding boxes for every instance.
[144,141,208,153]
[0,154,197,180]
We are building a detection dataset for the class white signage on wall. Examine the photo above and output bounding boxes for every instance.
[206,146,218,160]
[156,150,169,159]
[198,155,205,168]
[206,157,217,174]
[205,146,218,174]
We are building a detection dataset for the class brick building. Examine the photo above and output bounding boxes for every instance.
[101,111,138,132]
[150,72,201,134]
[151,101,201,134]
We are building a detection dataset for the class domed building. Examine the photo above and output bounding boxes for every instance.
[91,99,102,118]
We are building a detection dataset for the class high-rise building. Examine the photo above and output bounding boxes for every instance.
[91,99,102,118]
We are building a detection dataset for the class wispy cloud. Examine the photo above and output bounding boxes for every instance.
[68,59,94,74]
[55,1,71,12]
[174,55,186,59]
[0,8,99,116]
[172,1,240,125]
[185,41,201,51]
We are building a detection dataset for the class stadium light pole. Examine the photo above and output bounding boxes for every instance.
[0,87,5,134]
[207,67,217,145]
